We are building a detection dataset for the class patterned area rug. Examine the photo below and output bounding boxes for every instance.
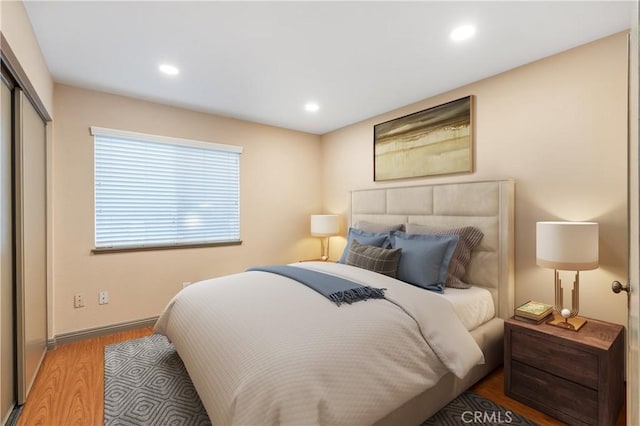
[104,334,211,425]
[105,335,537,425]
[422,391,537,425]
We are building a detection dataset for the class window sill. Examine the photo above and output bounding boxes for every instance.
[91,240,242,254]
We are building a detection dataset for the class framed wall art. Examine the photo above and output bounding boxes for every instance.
[374,95,474,181]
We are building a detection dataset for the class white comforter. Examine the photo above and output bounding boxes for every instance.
[154,262,484,425]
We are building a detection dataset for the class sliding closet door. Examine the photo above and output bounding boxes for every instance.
[15,89,47,404]
[0,74,16,422]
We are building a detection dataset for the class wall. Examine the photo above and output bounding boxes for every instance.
[52,84,322,336]
[321,32,629,327]
[0,0,54,116]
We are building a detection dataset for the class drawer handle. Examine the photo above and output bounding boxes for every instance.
[611,280,630,294]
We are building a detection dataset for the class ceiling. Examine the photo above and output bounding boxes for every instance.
[24,1,634,135]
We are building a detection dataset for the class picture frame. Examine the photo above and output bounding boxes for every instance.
[373,95,474,181]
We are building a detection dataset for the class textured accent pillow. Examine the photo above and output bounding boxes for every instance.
[338,228,391,264]
[390,232,459,293]
[345,240,402,278]
[355,220,404,233]
[404,224,484,289]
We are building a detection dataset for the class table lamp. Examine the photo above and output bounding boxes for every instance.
[536,221,599,331]
[310,215,339,261]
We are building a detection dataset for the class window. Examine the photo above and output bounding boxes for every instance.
[91,127,242,252]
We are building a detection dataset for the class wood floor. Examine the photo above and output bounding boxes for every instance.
[17,327,626,426]
[17,326,154,426]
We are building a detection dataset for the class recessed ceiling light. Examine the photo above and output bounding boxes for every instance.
[159,64,180,76]
[450,24,476,42]
[305,102,319,112]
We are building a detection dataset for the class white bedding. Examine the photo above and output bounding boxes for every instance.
[154,262,484,425]
[438,286,495,331]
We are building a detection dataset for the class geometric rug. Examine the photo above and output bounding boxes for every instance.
[105,335,537,426]
[104,334,211,425]
[422,391,538,425]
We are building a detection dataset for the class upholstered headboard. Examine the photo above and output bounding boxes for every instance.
[350,179,515,319]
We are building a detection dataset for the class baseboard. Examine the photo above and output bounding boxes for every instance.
[5,404,22,426]
[47,316,158,349]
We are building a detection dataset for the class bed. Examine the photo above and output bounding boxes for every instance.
[154,179,515,425]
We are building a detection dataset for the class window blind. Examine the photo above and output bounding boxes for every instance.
[91,127,242,250]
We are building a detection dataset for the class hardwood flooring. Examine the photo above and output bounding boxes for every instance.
[17,326,154,426]
[17,327,626,425]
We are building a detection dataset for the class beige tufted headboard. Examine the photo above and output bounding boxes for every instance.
[350,179,515,319]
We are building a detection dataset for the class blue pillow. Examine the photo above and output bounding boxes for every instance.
[390,232,459,293]
[339,228,390,263]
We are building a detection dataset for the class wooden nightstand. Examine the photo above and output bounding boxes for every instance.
[504,317,624,426]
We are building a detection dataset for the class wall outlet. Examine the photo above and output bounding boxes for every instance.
[74,293,85,308]
[99,290,109,305]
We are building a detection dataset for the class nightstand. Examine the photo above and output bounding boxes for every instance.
[504,317,624,426]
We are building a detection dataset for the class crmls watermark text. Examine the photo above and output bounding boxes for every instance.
[461,410,514,424]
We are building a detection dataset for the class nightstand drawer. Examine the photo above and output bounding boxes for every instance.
[510,360,598,425]
[512,329,598,389]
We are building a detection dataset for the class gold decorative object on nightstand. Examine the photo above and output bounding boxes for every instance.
[514,300,553,324]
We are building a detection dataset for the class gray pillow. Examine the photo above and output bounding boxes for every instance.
[339,228,391,263]
[345,240,402,278]
[404,224,484,289]
[355,220,404,233]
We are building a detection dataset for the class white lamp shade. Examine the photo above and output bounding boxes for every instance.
[536,221,599,271]
[310,215,339,236]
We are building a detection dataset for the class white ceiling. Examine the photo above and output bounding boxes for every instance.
[24,1,634,135]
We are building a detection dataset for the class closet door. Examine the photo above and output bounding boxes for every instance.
[15,89,47,404]
[0,72,15,422]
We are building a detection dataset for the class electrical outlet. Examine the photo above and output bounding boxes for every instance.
[74,293,85,308]
[99,290,109,305]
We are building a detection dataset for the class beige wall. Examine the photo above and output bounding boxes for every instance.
[321,32,629,327]
[0,1,54,117]
[52,84,322,335]
[22,20,631,333]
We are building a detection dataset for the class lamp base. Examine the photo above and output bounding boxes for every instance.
[547,314,587,331]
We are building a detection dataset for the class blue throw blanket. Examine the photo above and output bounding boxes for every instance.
[247,265,386,306]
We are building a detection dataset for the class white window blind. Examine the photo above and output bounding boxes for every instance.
[91,127,242,250]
